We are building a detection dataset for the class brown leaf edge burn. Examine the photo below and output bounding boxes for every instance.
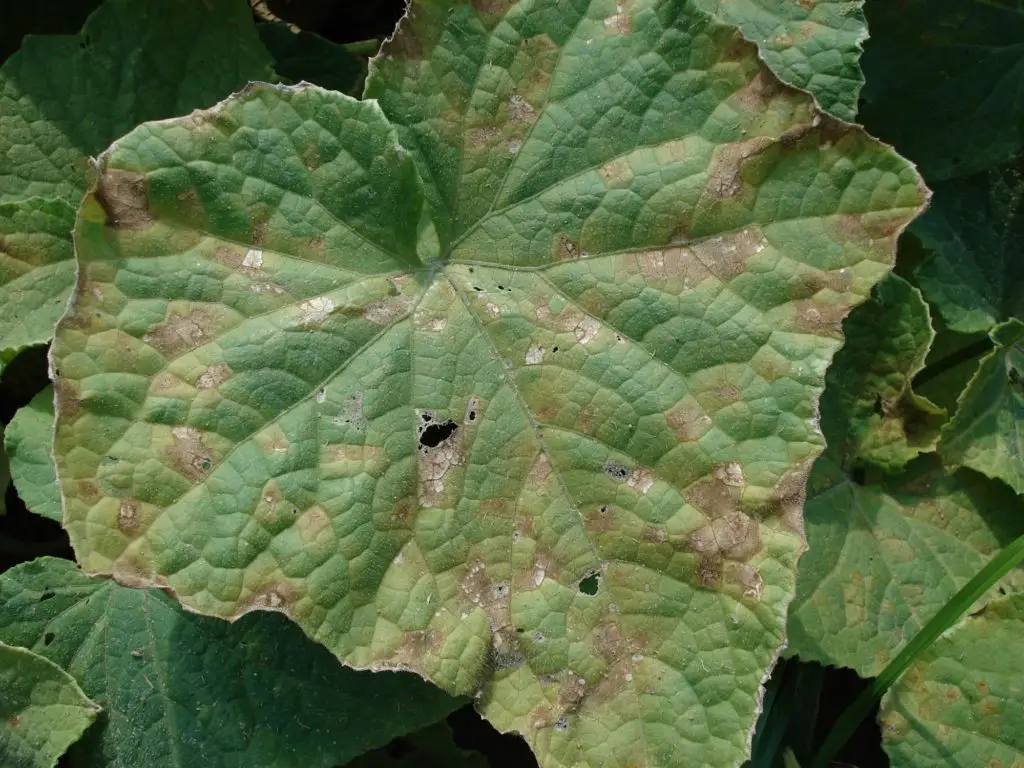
[49,10,931,761]
[703,0,871,124]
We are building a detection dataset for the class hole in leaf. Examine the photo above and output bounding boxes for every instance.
[43,632,55,646]
[419,419,458,448]
[421,413,432,422]
[552,346,559,352]
[468,410,476,422]
[579,572,600,595]
[603,460,630,481]
[39,591,56,602]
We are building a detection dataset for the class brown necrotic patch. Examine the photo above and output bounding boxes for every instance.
[705,136,774,198]
[168,425,213,480]
[684,472,741,519]
[117,499,142,534]
[689,511,762,561]
[143,310,213,357]
[196,363,232,389]
[94,170,154,230]
[417,412,465,507]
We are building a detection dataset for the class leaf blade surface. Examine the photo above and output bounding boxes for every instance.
[53,3,928,766]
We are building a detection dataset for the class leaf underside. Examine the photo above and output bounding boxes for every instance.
[51,2,926,767]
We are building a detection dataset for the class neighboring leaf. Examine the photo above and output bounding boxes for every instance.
[859,0,1024,181]
[914,158,1024,335]
[787,456,1024,676]
[820,274,944,473]
[5,388,59,523]
[0,427,9,516]
[0,0,276,204]
[53,2,926,765]
[0,557,462,768]
[0,198,75,368]
[692,0,867,121]
[348,720,490,768]
[913,315,991,417]
[880,592,1024,768]
[938,319,1024,495]
[258,22,373,96]
[0,641,100,768]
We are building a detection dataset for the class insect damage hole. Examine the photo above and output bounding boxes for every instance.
[419,419,458,448]
[578,572,600,595]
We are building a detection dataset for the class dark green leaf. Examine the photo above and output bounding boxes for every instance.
[0,558,462,768]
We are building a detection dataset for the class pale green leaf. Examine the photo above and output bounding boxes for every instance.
[692,0,867,121]
[5,388,59,523]
[52,2,926,766]
[258,22,372,96]
[0,199,75,368]
[0,641,100,768]
[880,592,1024,768]
[0,0,275,204]
[859,0,1024,181]
[938,319,1024,496]
[819,273,944,474]
[914,158,1024,335]
[787,457,1024,676]
[0,557,461,768]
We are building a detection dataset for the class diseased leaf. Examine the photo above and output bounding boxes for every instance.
[938,319,1024,495]
[859,0,1024,181]
[0,641,100,768]
[786,309,1019,679]
[0,558,462,768]
[692,0,867,121]
[258,22,373,96]
[0,0,275,204]
[0,199,75,369]
[819,274,944,474]
[52,2,927,765]
[880,592,1024,768]
[787,456,1024,676]
[914,158,1024,335]
[914,315,990,417]
[5,388,59,523]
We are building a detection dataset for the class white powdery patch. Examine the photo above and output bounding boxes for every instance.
[242,248,264,268]
[525,345,546,365]
[574,316,601,344]
[299,296,335,324]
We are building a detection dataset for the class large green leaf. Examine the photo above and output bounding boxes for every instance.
[0,557,461,768]
[859,0,1024,182]
[880,591,1024,768]
[914,158,1024,336]
[818,273,944,474]
[787,456,1024,676]
[52,1,926,765]
[692,0,867,122]
[0,198,75,370]
[0,641,99,768]
[5,388,59,523]
[0,0,275,204]
[938,319,1024,496]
